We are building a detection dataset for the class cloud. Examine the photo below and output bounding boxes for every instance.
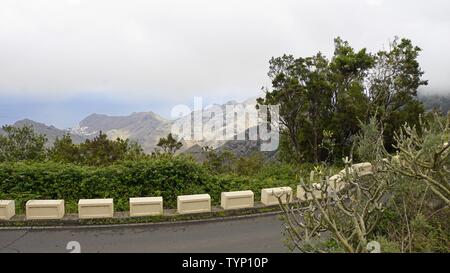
[366,0,384,7]
[0,0,449,106]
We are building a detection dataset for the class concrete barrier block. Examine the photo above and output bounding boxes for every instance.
[130,197,163,217]
[177,194,211,214]
[26,200,65,220]
[339,168,353,177]
[221,190,254,210]
[261,187,292,206]
[0,200,15,220]
[328,174,346,192]
[78,198,114,219]
[352,162,373,176]
[297,184,323,201]
[339,162,373,178]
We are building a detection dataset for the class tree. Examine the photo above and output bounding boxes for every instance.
[280,113,449,252]
[329,38,374,159]
[78,132,125,165]
[367,37,428,150]
[258,37,427,164]
[49,132,147,165]
[356,112,450,252]
[48,134,80,163]
[257,54,308,162]
[157,133,183,154]
[203,148,236,173]
[0,125,47,162]
[258,38,373,163]
[353,116,385,162]
[257,54,335,163]
[384,113,450,205]
[124,141,147,161]
[279,158,391,252]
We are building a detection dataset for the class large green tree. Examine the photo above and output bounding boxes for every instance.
[367,38,428,150]
[0,125,47,162]
[49,132,146,165]
[157,133,183,154]
[48,134,81,163]
[258,37,427,163]
[258,53,335,163]
[328,38,374,159]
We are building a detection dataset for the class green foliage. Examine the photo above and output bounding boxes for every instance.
[49,132,147,166]
[373,236,402,253]
[203,148,236,173]
[0,156,309,213]
[363,113,450,252]
[367,38,428,151]
[156,133,183,154]
[258,37,427,163]
[204,148,271,177]
[48,134,81,163]
[410,213,449,252]
[0,157,208,212]
[389,113,450,204]
[354,116,385,162]
[375,180,450,253]
[234,153,266,176]
[0,125,47,162]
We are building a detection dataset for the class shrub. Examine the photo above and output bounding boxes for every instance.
[0,157,212,212]
[0,156,307,213]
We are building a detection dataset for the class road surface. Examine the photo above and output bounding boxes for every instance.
[0,214,288,253]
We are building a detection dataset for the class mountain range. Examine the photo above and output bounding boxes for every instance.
[0,118,87,147]
[0,98,263,156]
[3,94,447,157]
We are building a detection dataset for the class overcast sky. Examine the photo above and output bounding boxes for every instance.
[1,0,449,128]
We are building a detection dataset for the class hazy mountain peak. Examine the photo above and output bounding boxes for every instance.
[14,118,42,125]
[224,100,238,105]
[242,96,258,106]
[3,97,263,153]
[2,118,87,146]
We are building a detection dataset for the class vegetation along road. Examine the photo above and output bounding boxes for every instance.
[0,214,287,253]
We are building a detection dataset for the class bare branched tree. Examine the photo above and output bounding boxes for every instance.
[276,158,396,253]
[278,113,449,253]
[384,113,450,205]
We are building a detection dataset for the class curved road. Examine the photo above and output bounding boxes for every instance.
[0,214,288,253]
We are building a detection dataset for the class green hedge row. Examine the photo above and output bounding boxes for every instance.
[0,157,300,213]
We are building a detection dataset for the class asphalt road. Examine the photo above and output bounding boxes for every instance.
[0,214,288,253]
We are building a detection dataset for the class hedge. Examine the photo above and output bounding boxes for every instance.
[0,157,302,213]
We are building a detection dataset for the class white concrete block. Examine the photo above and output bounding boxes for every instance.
[78,198,114,219]
[352,162,373,176]
[26,200,65,220]
[0,200,15,220]
[297,184,323,201]
[177,194,211,214]
[129,197,163,217]
[261,187,292,206]
[328,174,346,192]
[221,191,254,210]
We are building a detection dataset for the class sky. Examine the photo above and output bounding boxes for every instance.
[1,0,449,128]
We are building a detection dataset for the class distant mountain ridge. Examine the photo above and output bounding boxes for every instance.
[71,98,259,153]
[0,119,87,146]
[2,94,448,154]
[1,98,260,154]
[71,111,171,152]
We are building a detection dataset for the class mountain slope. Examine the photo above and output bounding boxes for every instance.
[70,98,260,153]
[1,97,267,155]
[0,119,87,146]
[72,112,171,152]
